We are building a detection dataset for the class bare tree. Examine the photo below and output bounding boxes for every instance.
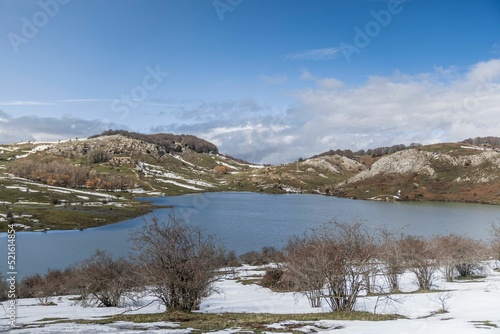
[19,273,44,299]
[131,213,225,312]
[240,246,283,266]
[433,291,452,313]
[378,228,406,293]
[72,250,141,307]
[285,220,376,311]
[0,272,8,301]
[285,236,326,308]
[434,234,486,281]
[490,224,500,265]
[88,149,111,163]
[400,236,439,291]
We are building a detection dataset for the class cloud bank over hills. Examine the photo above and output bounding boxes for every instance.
[1,59,500,164]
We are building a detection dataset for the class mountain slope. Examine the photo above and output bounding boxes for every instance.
[332,143,500,204]
[1,135,499,231]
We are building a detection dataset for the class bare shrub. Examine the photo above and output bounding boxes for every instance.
[240,246,283,266]
[261,268,283,289]
[18,273,58,305]
[213,165,230,178]
[239,251,262,265]
[18,273,44,298]
[261,268,293,292]
[88,149,111,163]
[433,291,452,313]
[285,235,326,308]
[434,234,486,281]
[222,250,241,267]
[400,236,439,290]
[131,213,225,312]
[7,157,90,188]
[285,221,376,311]
[378,228,406,293]
[0,272,8,301]
[72,250,141,307]
[7,157,134,191]
[490,224,500,264]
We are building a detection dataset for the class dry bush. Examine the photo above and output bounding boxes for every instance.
[0,272,8,301]
[377,229,407,293]
[240,246,283,266]
[84,173,135,191]
[18,273,44,298]
[7,157,90,188]
[260,267,294,292]
[433,234,486,281]
[88,149,111,163]
[213,165,230,178]
[285,221,377,311]
[18,273,57,305]
[285,236,326,308]
[72,250,141,307]
[222,250,241,267]
[8,157,134,191]
[400,236,439,290]
[131,213,226,311]
[490,224,500,264]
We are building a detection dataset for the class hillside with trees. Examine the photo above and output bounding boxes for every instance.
[1,133,499,231]
[89,130,219,154]
[461,136,500,147]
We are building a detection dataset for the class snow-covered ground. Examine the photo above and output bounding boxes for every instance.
[138,162,215,190]
[1,264,499,333]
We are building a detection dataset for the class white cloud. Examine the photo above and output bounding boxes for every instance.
[0,98,114,107]
[283,59,500,160]
[286,47,342,61]
[260,74,288,85]
[2,60,500,165]
[299,69,314,80]
[0,100,54,106]
[148,60,500,164]
[299,69,344,89]
[58,98,112,103]
[0,110,123,144]
[491,42,500,55]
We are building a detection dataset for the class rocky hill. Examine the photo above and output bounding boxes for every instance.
[332,143,500,204]
[1,134,499,231]
[89,130,219,154]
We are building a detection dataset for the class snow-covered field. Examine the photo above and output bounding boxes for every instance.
[1,264,499,333]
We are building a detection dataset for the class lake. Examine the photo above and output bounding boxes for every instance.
[1,192,500,279]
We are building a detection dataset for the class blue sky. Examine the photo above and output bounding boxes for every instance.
[1,0,500,163]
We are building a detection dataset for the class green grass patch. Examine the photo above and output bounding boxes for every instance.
[0,200,153,232]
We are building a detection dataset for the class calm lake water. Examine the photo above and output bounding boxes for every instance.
[1,192,500,279]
